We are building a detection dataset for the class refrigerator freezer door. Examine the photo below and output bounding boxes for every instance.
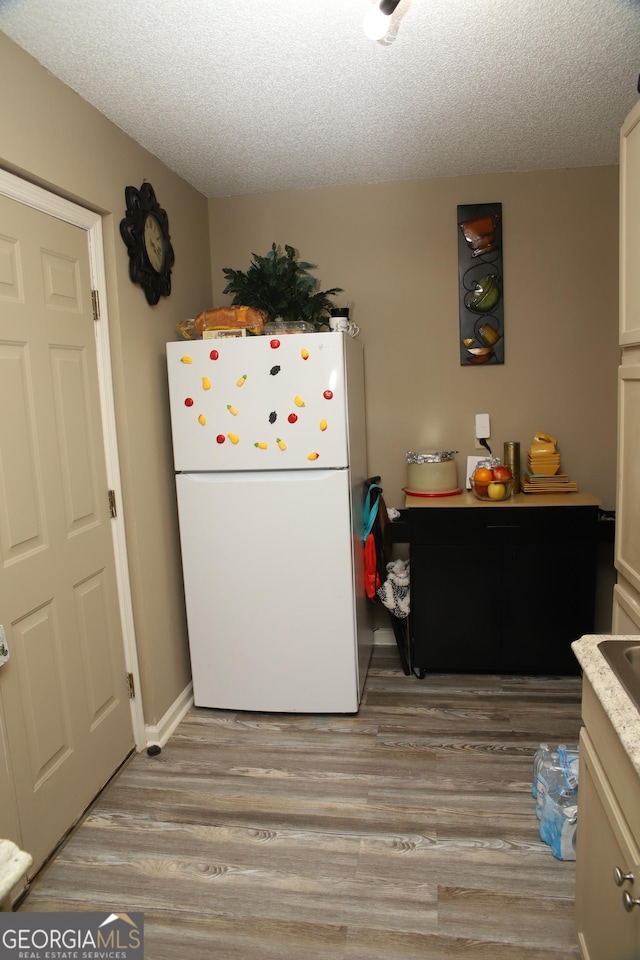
[167,334,351,471]
[175,468,364,712]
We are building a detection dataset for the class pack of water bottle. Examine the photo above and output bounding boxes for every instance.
[532,743,579,861]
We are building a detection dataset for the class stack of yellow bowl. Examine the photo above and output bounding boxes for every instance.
[528,432,560,476]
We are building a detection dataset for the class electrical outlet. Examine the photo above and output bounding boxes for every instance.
[475,413,490,437]
[474,413,490,449]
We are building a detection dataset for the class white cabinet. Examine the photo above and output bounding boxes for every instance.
[575,680,640,958]
[615,100,640,633]
[576,732,640,957]
[615,363,640,600]
[613,581,640,634]
[620,100,640,346]
[576,97,640,960]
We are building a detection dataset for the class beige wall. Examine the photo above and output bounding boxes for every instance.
[209,168,620,511]
[0,35,213,725]
[0,33,621,731]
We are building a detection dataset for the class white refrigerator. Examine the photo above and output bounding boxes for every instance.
[166,332,373,712]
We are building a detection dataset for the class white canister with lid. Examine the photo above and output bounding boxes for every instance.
[406,450,459,494]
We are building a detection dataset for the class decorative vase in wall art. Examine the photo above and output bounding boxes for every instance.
[457,202,504,365]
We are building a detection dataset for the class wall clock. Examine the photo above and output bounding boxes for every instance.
[119,182,175,305]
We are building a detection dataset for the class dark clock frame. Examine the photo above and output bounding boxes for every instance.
[120,182,175,306]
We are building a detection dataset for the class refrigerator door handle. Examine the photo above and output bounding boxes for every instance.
[179,468,346,484]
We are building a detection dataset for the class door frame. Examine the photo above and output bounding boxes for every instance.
[0,168,145,748]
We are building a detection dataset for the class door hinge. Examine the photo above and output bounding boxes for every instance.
[91,289,100,322]
[126,672,135,699]
[108,489,117,518]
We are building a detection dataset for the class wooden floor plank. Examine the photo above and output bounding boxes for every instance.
[19,648,582,959]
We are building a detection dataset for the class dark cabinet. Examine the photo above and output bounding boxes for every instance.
[402,498,600,675]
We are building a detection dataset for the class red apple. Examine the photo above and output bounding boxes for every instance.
[492,465,513,481]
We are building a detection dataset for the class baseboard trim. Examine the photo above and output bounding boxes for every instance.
[144,634,393,745]
[374,627,396,646]
[144,682,194,748]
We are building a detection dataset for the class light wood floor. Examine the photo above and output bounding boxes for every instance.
[19,647,584,959]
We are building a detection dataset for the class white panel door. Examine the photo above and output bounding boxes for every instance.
[0,193,133,873]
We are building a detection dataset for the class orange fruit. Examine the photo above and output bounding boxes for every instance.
[474,467,493,485]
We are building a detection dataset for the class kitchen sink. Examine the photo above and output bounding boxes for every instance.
[598,639,640,712]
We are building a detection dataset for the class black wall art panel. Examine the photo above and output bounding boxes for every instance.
[457,202,504,365]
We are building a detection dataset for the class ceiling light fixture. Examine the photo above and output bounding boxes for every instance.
[363,0,401,40]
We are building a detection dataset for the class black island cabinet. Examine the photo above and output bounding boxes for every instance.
[390,491,601,676]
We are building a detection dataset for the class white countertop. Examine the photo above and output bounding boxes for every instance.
[572,634,640,776]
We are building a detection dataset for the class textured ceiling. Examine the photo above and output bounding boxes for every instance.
[1,0,639,197]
